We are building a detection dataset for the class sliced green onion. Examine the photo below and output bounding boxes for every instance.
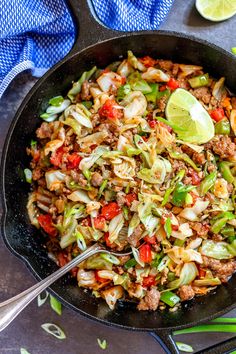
[164,217,172,238]
[172,182,195,207]
[49,295,62,315]
[231,47,236,55]
[20,349,31,354]
[41,323,66,339]
[160,291,180,307]
[200,170,217,196]
[83,168,91,181]
[219,162,235,184]
[174,324,236,335]
[97,338,107,350]
[98,179,108,199]
[82,101,93,109]
[24,168,32,183]
[176,342,194,353]
[162,169,185,206]
[100,253,120,265]
[49,96,64,107]
[37,291,49,307]
[188,73,209,88]
[30,139,37,148]
[40,113,58,122]
[124,258,137,269]
[75,230,87,251]
[122,205,129,220]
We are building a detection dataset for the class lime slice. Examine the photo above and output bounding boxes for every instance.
[196,0,236,21]
[165,88,214,144]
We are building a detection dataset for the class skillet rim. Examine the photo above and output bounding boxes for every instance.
[1,29,236,332]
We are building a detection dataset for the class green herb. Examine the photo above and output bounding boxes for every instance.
[98,179,108,199]
[176,342,194,353]
[37,291,49,307]
[172,182,195,207]
[164,217,172,238]
[188,73,209,88]
[97,338,107,350]
[231,47,236,55]
[117,84,131,101]
[24,168,32,183]
[20,348,31,354]
[49,295,62,315]
[199,170,217,196]
[124,258,137,269]
[49,95,64,106]
[160,291,180,307]
[41,323,66,339]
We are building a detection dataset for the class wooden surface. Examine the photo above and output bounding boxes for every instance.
[1,1,236,353]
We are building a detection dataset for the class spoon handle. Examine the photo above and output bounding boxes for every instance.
[0,243,102,332]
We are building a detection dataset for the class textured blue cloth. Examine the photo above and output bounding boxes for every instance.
[0,0,173,98]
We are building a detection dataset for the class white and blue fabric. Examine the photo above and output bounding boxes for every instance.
[0,0,173,98]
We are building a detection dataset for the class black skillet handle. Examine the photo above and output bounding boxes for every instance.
[151,330,236,354]
[66,0,124,54]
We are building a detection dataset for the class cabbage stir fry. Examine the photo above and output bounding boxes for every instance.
[26,51,236,311]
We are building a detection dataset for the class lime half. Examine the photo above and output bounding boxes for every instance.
[196,0,236,21]
[165,88,214,144]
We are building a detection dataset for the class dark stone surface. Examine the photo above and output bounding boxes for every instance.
[1,1,236,353]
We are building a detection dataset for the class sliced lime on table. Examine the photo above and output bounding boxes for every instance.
[165,88,214,144]
[196,0,236,21]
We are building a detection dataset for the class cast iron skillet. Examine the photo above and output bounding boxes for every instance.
[1,1,236,353]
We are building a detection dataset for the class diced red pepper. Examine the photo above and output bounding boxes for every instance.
[125,193,137,207]
[148,120,158,129]
[159,85,167,92]
[67,152,82,170]
[90,144,97,151]
[93,216,106,230]
[139,56,156,68]
[210,108,225,122]
[57,252,68,267]
[143,235,157,245]
[142,275,157,288]
[167,78,179,91]
[50,146,64,167]
[38,214,57,237]
[95,270,109,283]
[98,99,123,121]
[104,232,113,248]
[101,202,121,221]
[139,244,152,263]
[33,149,40,162]
[198,268,206,279]
[121,77,126,85]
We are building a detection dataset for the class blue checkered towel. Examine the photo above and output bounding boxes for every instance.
[0,0,173,98]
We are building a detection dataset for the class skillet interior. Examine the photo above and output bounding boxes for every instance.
[2,32,236,331]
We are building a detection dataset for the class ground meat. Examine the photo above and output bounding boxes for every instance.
[116,191,127,207]
[205,135,236,160]
[156,60,173,72]
[172,63,179,76]
[36,122,53,139]
[91,172,103,187]
[202,256,236,282]
[191,87,211,104]
[32,167,42,181]
[128,224,143,247]
[189,222,209,237]
[118,255,131,265]
[137,287,160,311]
[178,285,195,301]
[91,113,100,127]
[157,96,168,112]
[171,159,187,173]
[192,152,206,165]
[211,234,223,242]
[70,170,87,186]
[207,163,217,173]
[80,80,91,101]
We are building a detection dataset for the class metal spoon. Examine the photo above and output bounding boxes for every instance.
[0,243,133,332]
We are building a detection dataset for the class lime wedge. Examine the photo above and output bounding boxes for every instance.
[196,0,236,21]
[165,88,214,144]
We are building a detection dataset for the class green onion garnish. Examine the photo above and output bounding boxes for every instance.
[49,295,62,315]
[176,342,193,353]
[37,291,48,307]
[231,47,236,55]
[20,349,31,354]
[24,168,32,183]
[41,323,66,340]
[49,96,64,106]
[98,179,108,199]
[164,217,172,238]
[97,338,107,350]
